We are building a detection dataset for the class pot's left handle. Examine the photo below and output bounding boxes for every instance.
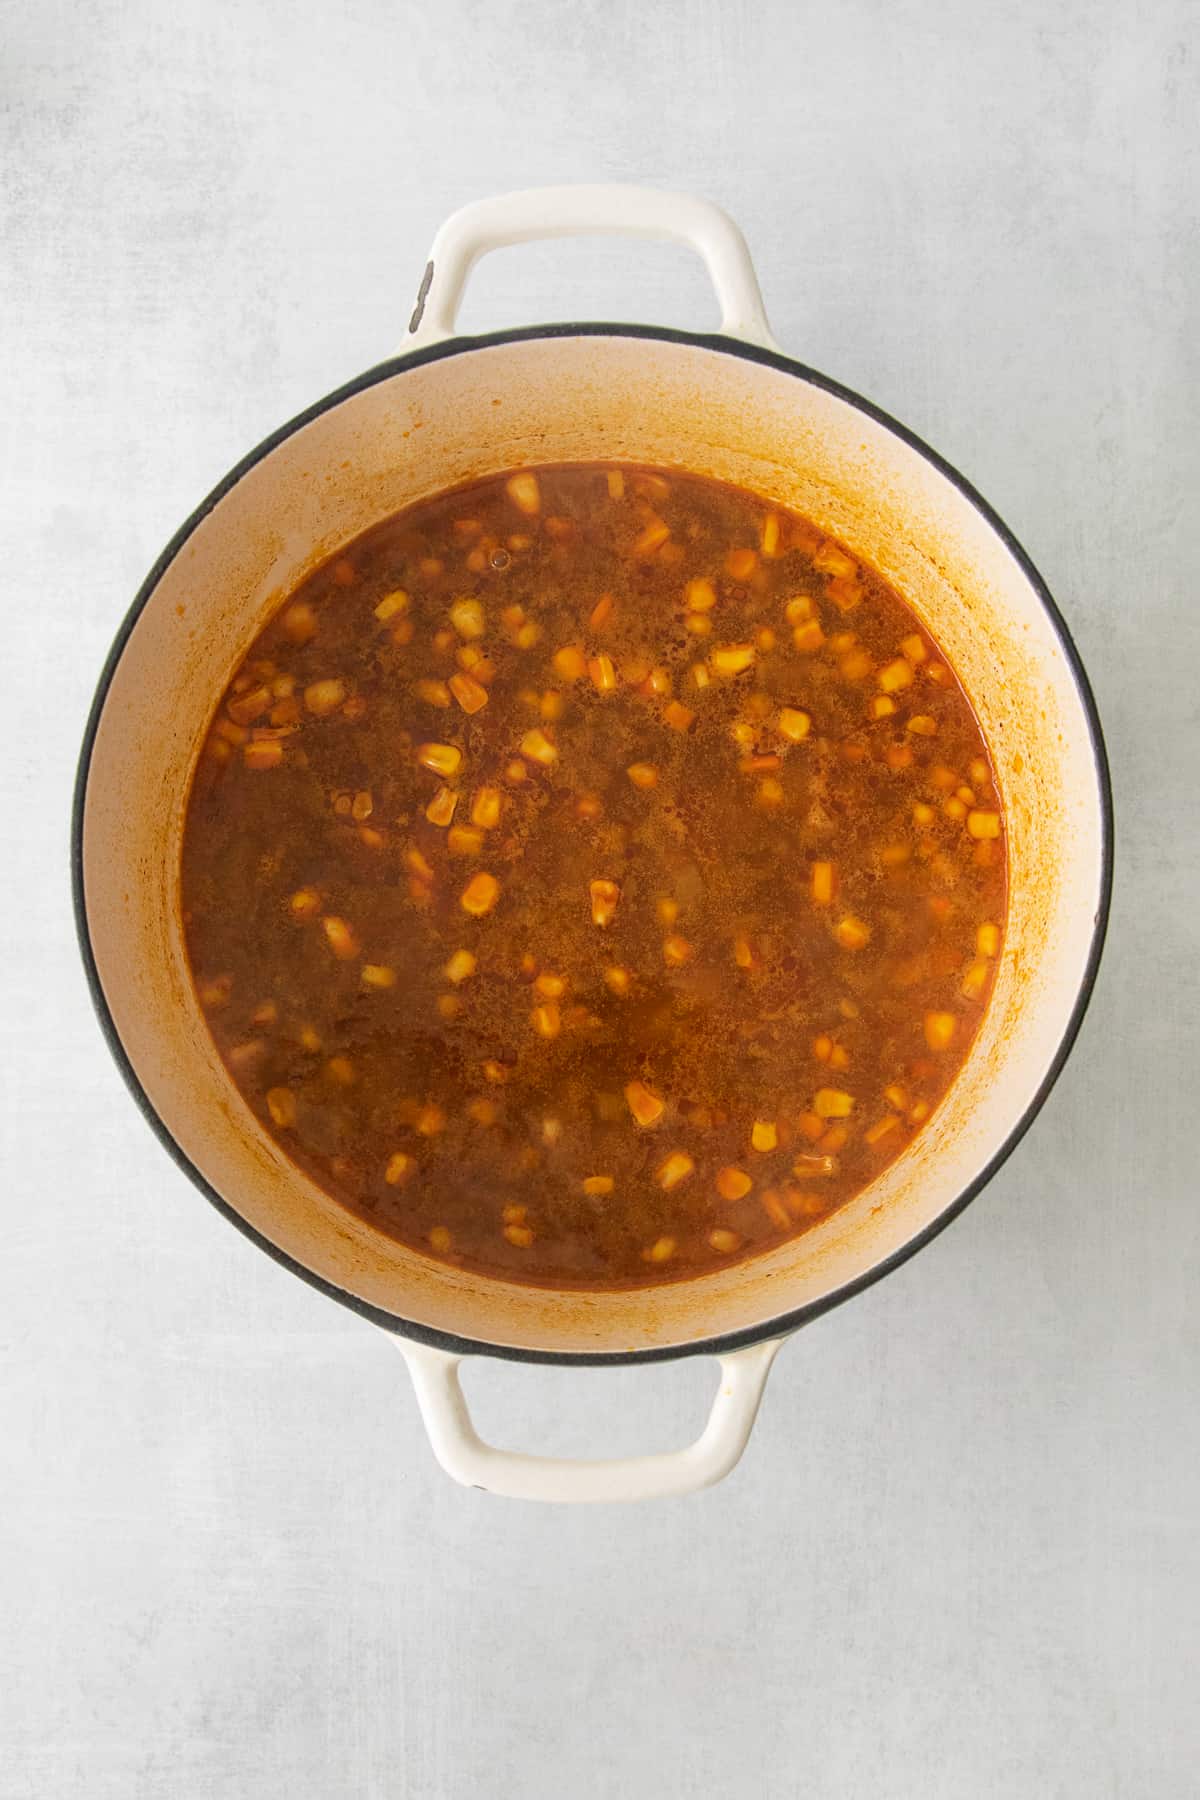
[390,1334,786,1503]
[405,184,776,350]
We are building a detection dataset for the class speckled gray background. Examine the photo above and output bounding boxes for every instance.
[4,0,1198,1794]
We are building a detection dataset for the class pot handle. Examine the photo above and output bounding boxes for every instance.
[390,1333,786,1503]
[405,184,775,349]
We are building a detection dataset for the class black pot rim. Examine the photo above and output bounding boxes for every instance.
[72,321,1114,1367]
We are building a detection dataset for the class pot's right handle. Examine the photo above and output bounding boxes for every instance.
[406,184,776,350]
[391,1333,786,1503]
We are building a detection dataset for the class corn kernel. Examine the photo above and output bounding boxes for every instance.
[871,695,897,720]
[589,593,614,630]
[626,762,658,789]
[606,470,625,499]
[604,965,631,995]
[361,963,396,989]
[519,727,558,765]
[589,879,621,927]
[663,935,693,967]
[642,1236,676,1263]
[761,512,780,557]
[467,1098,497,1127]
[281,601,317,643]
[469,786,502,830]
[289,887,320,920]
[813,1088,854,1119]
[503,1223,534,1248]
[943,797,968,822]
[977,921,1001,958]
[321,916,359,960]
[444,949,476,985]
[417,742,462,778]
[733,934,754,969]
[726,547,758,580]
[924,1011,957,1051]
[750,1119,778,1153]
[553,644,587,681]
[812,861,836,905]
[583,1175,614,1196]
[632,518,670,557]
[778,707,811,742]
[685,576,717,613]
[384,1152,414,1186]
[325,1056,355,1086]
[425,785,458,827]
[865,1114,900,1146]
[663,699,695,732]
[625,1081,664,1127]
[907,714,938,736]
[531,1002,561,1039]
[878,657,915,694]
[657,1150,694,1190]
[449,672,488,714]
[304,678,347,717]
[428,1226,453,1253]
[793,619,825,653]
[710,643,756,677]
[967,809,1001,839]
[505,471,541,515]
[834,914,871,951]
[374,589,409,622]
[482,1059,509,1084]
[460,872,500,916]
[716,1166,753,1200]
[415,679,451,709]
[243,739,284,770]
[961,959,990,1000]
[266,1087,296,1128]
[588,653,618,693]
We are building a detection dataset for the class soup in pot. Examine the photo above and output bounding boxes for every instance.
[181,464,1006,1287]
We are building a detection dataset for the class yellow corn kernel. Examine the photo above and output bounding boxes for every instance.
[709,1227,742,1254]
[865,1114,900,1146]
[961,959,990,1000]
[606,469,625,499]
[520,727,558,765]
[583,1175,614,1196]
[589,878,621,927]
[757,627,778,654]
[924,1010,957,1051]
[321,915,359,960]
[813,1033,833,1062]
[448,671,488,714]
[243,739,284,770]
[656,897,679,926]
[811,861,836,905]
[428,1225,453,1254]
[415,678,452,709]
[481,1059,509,1084]
[900,632,927,664]
[913,802,936,827]
[325,1056,355,1086]
[757,776,784,806]
[460,872,500,916]
[642,1236,676,1263]
[750,1119,778,1153]
[468,786,501,831]
[443,949,476,985]
[691,663,711,690]
[632,518,670,557]
[710,643,756,677]
[503,1223,534,1248]
[625,1080,664,1127]
[909,1100,930,1125]
[733,934,754,969]
[619,763,656,795]
[956,786,976,806]
[943,797,968,822]
[384,1152,414,1186]
[575,792,603,820]
[977,921,1001,958]
[467,1098,497,1127]
[657,1151,694,1191]
[662,699,695,732]
[662,934,693,967]
[685,576,717,613]
[778,707,811,743]
[685,611,712,636]
[513,620,541,649]
[413,1104,444,1137]
[761,512,781,557]
[374,589,409,622]
[553,644,587,681]
[793,619,825,653]
[604,965,631,995]
[967,809,1001,839]
[531,1002,561,1039]
[589,592,615,630]
[266,1086,296,1128]
[289,887,320,920]
[533,971,567,1001]
[871,695,897,720]
[730,721,756,750]
[840,648,874,682]
[505,759,527,783]
[361,963,396,990]
[281,600,317,643]
[716,1165,753,1201]
[785,595,813,624]
[447,824,485,857]
[417,742,462,779]
[304,678,347,717]
[813,541,856,578]
[907,714,938,736]
[726,547,758,580]
[425,785,458,827]
[506,471,541,515]
[435,994,459,1019]
[834,914,871,951]
[813,1088,854,1119]
[405,847,434,883]
[878,657,915,694]
[588,653,618,693]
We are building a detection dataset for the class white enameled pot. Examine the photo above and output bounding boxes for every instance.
[74,187,1112,1502]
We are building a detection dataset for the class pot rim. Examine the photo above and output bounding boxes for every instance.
[72,321,1114,1366]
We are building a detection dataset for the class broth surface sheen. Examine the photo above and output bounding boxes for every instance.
[182,464,1007,1288]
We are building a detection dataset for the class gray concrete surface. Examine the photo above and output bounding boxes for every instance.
[3,0,1197,1794]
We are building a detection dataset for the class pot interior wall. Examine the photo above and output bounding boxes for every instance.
[80,334,1105,1356]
